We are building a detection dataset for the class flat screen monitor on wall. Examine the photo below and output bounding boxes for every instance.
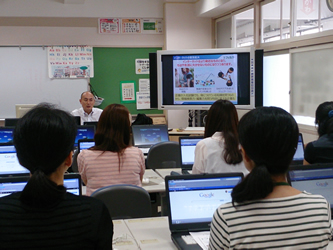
[157,47,263,110]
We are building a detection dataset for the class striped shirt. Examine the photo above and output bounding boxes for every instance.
[78,146,145,196]
[209,192,331,249]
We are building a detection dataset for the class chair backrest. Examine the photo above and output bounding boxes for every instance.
[91,184,152,219]
[146,141,181,169]
[70,149,79,173]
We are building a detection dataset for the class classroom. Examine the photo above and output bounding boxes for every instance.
[1,0,333,249]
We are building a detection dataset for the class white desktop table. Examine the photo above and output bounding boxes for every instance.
[113,216,176,250]
[114,216,333,250]
[142,169,165,193]
[155,168,182,179]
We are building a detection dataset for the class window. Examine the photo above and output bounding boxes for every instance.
[234,8,254,47]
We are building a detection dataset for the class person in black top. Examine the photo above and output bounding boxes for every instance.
[304,101,333,164]
[0,103,113,249]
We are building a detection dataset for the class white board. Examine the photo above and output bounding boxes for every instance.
[0,47,88,118]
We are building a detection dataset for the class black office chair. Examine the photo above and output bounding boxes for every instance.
[91,184,152,219]
[70,149,79,173]
[146,141,181,169]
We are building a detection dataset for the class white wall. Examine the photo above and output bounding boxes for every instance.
[164,2,212,128]
[0,0,164,46]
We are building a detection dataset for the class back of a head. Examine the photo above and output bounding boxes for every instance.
[239,107,298,173]
[94,103,130,152]
[14,103,77,175]
[315,101,333,137]
[204,99,239,138]
[232,107,299,203]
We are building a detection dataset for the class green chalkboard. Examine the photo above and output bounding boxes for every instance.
[91,47,163,115]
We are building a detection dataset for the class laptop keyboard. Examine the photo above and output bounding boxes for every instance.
[140,148,150,154]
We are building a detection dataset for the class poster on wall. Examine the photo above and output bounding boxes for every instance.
[122,19,141,33]
[136,92,150,110]
[141,19,163,34]
[135,59,149,74]
[120,81,136,103]
[47,46,94,79]
[98,18,120,34]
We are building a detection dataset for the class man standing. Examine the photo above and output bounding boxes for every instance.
[71,91,103,125]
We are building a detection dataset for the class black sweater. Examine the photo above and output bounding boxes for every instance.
[0,192,113,249]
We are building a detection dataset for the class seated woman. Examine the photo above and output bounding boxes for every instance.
[209,107,331,249]
[78,103,145,196]
[304,101,333,164]
[192,99,248,175]
[0,103,113,249]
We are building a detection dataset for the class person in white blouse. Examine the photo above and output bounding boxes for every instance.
[71,91,103,125]
[192,99,248,176]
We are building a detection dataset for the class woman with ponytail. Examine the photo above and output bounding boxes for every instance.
[0,103,113,249]
[209,107,331,249]
[304,101,333,164]
[192,99,248,175]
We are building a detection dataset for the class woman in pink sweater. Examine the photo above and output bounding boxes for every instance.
[78,104,145,196]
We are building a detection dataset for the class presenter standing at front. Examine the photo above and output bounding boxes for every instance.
[71,91,103,125]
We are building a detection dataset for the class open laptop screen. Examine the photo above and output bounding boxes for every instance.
[0,174,82,197]
[165,173,243,232]
[74,125,95,148]
[179,136,203,171]
[291,133,304,165]
[78,139,95,152]
[288,163,333,217]
[0,127,14,143]
[132,124,169,147]
[0,143,30,176]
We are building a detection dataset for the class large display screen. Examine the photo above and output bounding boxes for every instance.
[157,47,257,110]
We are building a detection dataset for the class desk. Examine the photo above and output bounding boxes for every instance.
[142,169,165,193]
[113,217,333,250]
[113,216,176,250]
[168,127,204,142]
[155,168,182,179]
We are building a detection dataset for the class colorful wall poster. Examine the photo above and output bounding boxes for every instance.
[99,18,120,34]
[47,46,94,78]
[142,19,163,34]
[122,19,141,33]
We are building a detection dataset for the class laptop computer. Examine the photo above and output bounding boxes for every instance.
[165,173,244,250]
[288,163,333,218]
[0,173,82,197]
[74,125,95,148]
[179,136,203,173]
[132,124,169,155]
[83,121,98,129]
[78,138,95,152]
[290,133,305,165]
[0,143,30,176]
[0,127,14,143]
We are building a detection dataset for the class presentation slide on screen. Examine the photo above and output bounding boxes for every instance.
[173,54,238,104]
[170,189,232,222]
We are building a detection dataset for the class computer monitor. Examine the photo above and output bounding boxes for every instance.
[74,125,95,148]
[179,136,203,171]
[0,127,14,143]
[73,116,81,126]
[4,118,20,127]
[0,173,82,197]
[78,139,95,152]
[83,121,98,129]
[0,143,30,176]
